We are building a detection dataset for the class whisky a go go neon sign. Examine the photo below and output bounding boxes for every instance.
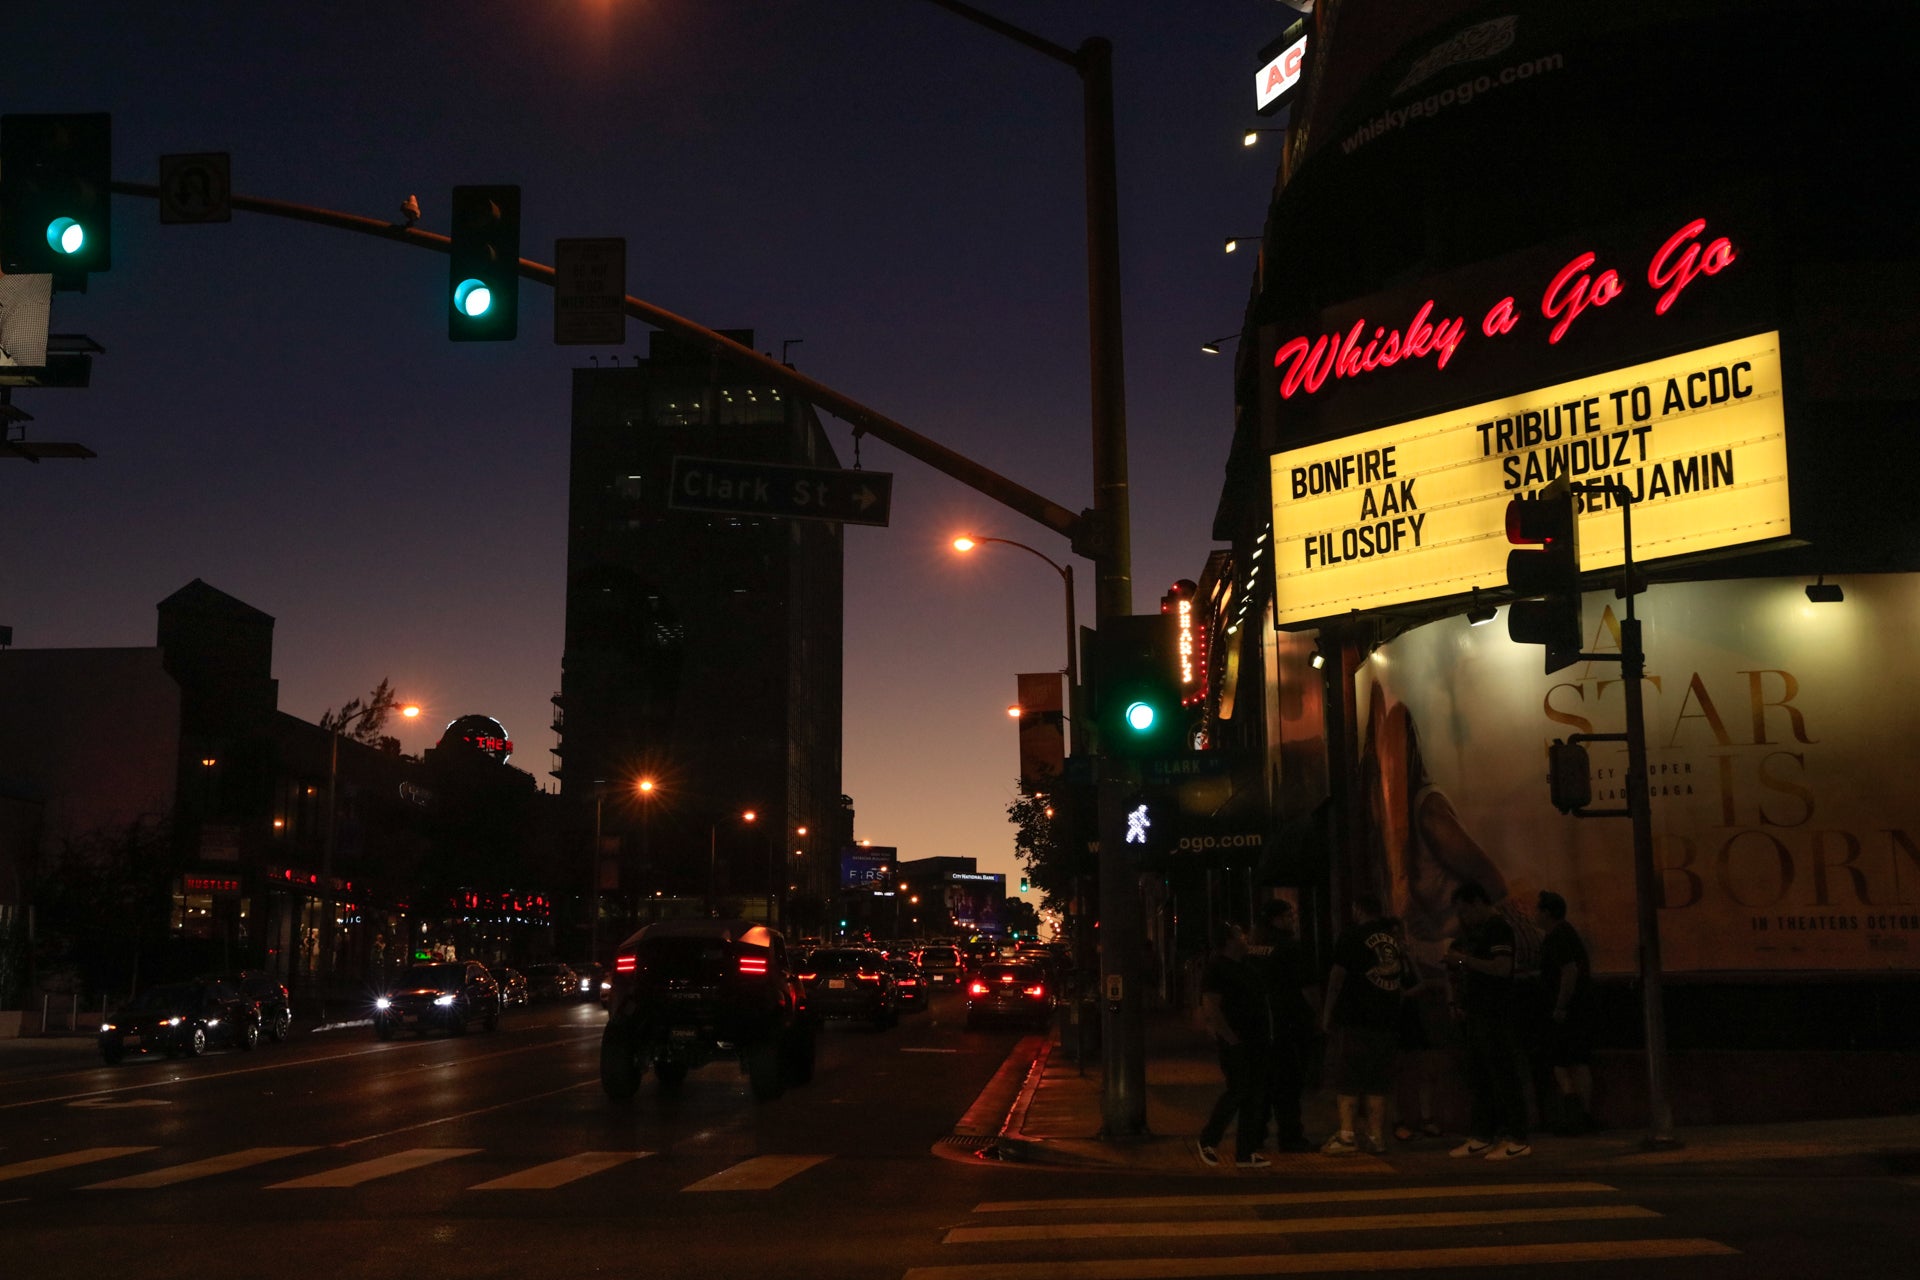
[1269,218,1738,399]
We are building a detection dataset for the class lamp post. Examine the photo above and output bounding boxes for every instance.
[591,776,658,960]
[320,698,420,1019]
[953,535,1081,754]
[709,809,757,917]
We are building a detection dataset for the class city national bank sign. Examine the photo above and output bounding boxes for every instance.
[1264,214,1791,626]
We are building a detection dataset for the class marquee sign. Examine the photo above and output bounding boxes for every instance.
[1268,330,1790,626]
[1256,31,1310,113]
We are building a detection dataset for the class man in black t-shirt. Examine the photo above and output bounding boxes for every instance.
[1196,924,1271,1168]
[1318,896,1405,1155]
[1536,890,1597,1133]
[1445,881,1531,1160]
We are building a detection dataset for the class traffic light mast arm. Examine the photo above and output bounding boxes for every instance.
[107,180,1089,547]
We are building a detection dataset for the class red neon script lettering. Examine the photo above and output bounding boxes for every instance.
[1540,251,1623,345]
[1272,301,1463,399]
[1648,218,1737,316]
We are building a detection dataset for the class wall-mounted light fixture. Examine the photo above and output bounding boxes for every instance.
[1466,587,1498,626]
[1201,332,1241,355]
[1309,647,1326,671]
[1223,235,1263,254]
[1805,575,1844,604]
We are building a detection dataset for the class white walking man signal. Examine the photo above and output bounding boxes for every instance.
[1125,804,1151,845]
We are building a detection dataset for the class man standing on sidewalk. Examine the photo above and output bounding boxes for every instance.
[1446,881,1531,1161]
[1196,923,1271,1169]
[1536,890,1598,1133]
[1318,895,1405,1155]
[1250,897,1315,1153]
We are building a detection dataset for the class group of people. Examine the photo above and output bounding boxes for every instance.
[1197,884,1595,1169]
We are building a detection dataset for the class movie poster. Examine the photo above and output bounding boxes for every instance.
[1354,575,1920,974]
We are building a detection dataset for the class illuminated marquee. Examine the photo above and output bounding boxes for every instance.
[1256,32,1309,112]
[1267,331,1790,625]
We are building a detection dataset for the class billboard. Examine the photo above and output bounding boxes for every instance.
[1352,575,1920,975]
[944,871,1007,935]
[840,844,895,890]
[1269,331,1790,625]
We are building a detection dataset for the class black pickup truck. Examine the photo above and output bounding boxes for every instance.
[599,918,817,1102]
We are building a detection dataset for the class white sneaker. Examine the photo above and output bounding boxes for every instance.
[1450,1139,1494,1158]
[1485,1142,1532,1161]
[1195,1141,1221,1167]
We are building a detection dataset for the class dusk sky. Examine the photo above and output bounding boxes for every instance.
[5,2,1294,894]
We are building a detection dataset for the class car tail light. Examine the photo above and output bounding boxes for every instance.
[1024,985,1047,998]
[615,955,637,973]
[797,971,817,982]
[738,956,769,975]
[856,970,882,984]
[968,981,988,996]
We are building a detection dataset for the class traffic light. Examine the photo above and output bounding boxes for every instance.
[1089,614,1182,758]
[1547,739,1592,813]
[1505,475,1583,673]
[448,184,520,340]
[1,113,111,276]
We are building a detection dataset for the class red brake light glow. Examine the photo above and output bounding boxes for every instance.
[1024,985,1047,998]
[738,956,769,975]
[968,981,988,996]
[615,955,636,973]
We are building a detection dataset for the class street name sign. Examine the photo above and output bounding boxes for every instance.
[554,237,626,345]
[668,456,894,527]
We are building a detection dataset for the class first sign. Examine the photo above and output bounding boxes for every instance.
[668,456,893,527]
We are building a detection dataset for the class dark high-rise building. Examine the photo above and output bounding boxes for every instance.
[555,331,844,943]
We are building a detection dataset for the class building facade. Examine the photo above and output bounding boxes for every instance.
[555,331,845,945]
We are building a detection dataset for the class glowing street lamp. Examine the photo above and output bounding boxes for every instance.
[320,698,420,1015]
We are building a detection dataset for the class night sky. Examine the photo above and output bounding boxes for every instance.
[4,2,1293,893]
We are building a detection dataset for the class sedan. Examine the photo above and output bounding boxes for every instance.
[100,979,262,1063]
[965,961,1053,1031]
[494,966,530,1008]
[796,947,898,1029]
[374,961,502,1038]
[520,962,578,1003]
[202,969,293,1042]
[887,957,929,1011]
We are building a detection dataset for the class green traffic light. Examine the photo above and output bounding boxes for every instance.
[1124,700,1157,733]
[454,277,493,318]
[46,216,83,255]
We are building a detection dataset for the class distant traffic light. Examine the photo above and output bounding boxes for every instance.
[1505,475,1583,673]
[1547,739,1592,813]
[448,184,520,340]
[1089,614,1182,758]
[1,113,111,276]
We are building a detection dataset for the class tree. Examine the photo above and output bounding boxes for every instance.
[320,677,402,746]
[1000,896,1041,939]
[1006,780,1093,913]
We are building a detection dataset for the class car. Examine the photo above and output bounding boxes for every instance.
[575,961,610,1005]
[917,944,964,990]
[886,957,929,1011]
[201,969,293,1042]
[598,918,816,1103]
[373,961,502,1038]
[100,979,262,1063]
[797,947,898,1029]
[965,960,1053,1031]
[494,966,530,1008]
[521,962,579,1003]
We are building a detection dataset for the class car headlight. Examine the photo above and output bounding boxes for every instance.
[434,994,458,1006]
[101,1022,117,1032]
[375,997,391,1010]
[163,1017,183,1027]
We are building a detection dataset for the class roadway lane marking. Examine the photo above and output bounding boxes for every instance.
[333,1078,598,1147]
[974,1180,1618,1214]
[267,1147,480,1188]
[0,1147,154,1182]
[945,1204,1661,1244]
[901,1048,961,1054]
[902,1237,1740,1279]
[469,1151,652,1190]
[682,1155,831,1191]
[85,1147,319,1189]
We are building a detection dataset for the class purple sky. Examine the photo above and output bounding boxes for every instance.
[4,1,1291,894]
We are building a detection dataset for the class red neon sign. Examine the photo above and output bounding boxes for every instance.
[1272,218,1739,400]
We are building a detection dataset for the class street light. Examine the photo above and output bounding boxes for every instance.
[320,698,420,1018]
[709,809,757,917]
[952,534,1080,753]
[591,776,659,965]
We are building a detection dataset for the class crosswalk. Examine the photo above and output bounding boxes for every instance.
[904,1182,1738,1279]
[0,1145,831,1196]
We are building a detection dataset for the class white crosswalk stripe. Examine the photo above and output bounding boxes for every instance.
[86,1147,318,1189]
[0,1147,154,1182]
[906,1181,1739,1279]
[267,1147,481,1188]
[469,1151,652,1190]
[682,1154,832,1191]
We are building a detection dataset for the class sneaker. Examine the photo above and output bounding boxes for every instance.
[1235,1152,1271,1169]
[1485,1142,1532,1161]
[1320,1133,1359,1155]
[1195,1141,1221,1167]
[1361,1133,1389,1155]
[1450,1139,1494,1158]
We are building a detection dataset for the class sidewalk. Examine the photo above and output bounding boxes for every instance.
[971,1007,1920,1178]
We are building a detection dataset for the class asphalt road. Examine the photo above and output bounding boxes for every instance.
[4,992,1917,1279]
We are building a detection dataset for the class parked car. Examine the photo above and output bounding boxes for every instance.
[797,947,898,1029]
[917,944,964,991]
[100,979,262,1063]
[599,918,816,1102]
[887,957,929,1011]
[201,969,292,1042]
[521,962,579,1003]
[965,960,1053,1031]
[494,966,530,1008]
[374,961,502,1038]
